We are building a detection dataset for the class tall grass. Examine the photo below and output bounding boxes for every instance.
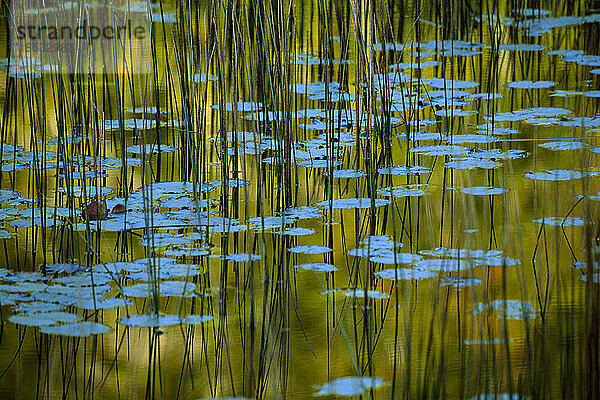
[0,0,599,398]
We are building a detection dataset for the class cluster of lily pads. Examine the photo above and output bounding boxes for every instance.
[1,4,600,398]
[0,256,215,335]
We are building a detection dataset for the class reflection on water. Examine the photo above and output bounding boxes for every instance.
[0,0,600,398]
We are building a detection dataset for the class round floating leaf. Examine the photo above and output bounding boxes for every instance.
[532,217,585,226]
[461,186,509,195]
[315,198,391,209]
[313,376,389,397]
[40,321,110,337]
[9,312,79,327]
[524,169,597,181]
[507,80,555,89]
[375,268,437,280]
[294,263,338,272]
[288,245,332,254]
[119,313,213,327]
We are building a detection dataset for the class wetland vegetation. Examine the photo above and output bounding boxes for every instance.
[0,0,600,398]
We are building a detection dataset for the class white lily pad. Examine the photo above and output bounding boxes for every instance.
[275,228,315,236]
[461,186,509,195]
[213,254,261,262]
[445,159,501,170]
[313,376,388,397]
[119,313,214,327]
[342,289,390,299]
[211,102,263,112]
[378,184,426,197]
[126,144,179,154]
[468,393,527,400]
[507,80,555,89]
[424,78,479,89]
[288,245,332,254]
[539,141,588,150]
[40,321,111,336]
[375,268,437,280]
[499,44,546,51]
[414,258,475,272]
[445,134,497,144]
[122,281,196,297]
[410,145,472,156]
[532,217,585,226]
[315,198,391,209]
[294,263,338,272]
[9,312,79,327]
[524,169,597,181]
[472,300,537,320]
[433,109,477,117]
[325,169,367,178]
[377,165,431,175]
[440,276,483,288]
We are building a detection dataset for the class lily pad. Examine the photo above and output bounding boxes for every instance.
[507,80,555,89]
[288,245,332,254]
[375,268,437,280]
[294,263,339,272]
[40,321,111,337]
[461,186,509,195]
[313,376,388,397]
[315,198,391,209]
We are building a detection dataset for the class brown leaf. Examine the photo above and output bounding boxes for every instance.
[111,204,126,214]
[82,199,108,221]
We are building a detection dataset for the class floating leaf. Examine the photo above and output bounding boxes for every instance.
[122,281,196,297]
[461,186,508,195]
[275,227,315,236]
[377,165,431,175]
[539,141,588,150]
[414,258,475,272]
[473,300,537,320]
[445,134,497,144]
[342,289,390,299]
[288,245,332,254]
[507,80,555,89]
[81,199,108,221]
[524,169,597,181]
[9,312,78,327]
[410,145,472,156]
[473,256,521,267]
[211,102,263,112]
[440,276,483,288]
[213,254,261,262]
[119,313,213,327]
[464,338,514,345]
[40,321,110,337]
[433,109,477,117]
[424,78,479,89]
[375,268,437,280]
[378,184,426,197]
[468,393,528,400]
[315,198,391,209]
[313,376,389,397]
[126,144,179,154]
[294,263,338,272]
[532,217,585,226]
[445,159,501,170]
[325,169,367,178]
[57,186,114,197]
[499,43,546,51]
[368,250,423,264]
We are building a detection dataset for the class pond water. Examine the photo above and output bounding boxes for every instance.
[0,0,600,398]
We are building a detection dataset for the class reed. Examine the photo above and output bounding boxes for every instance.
[0,0,599,398]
